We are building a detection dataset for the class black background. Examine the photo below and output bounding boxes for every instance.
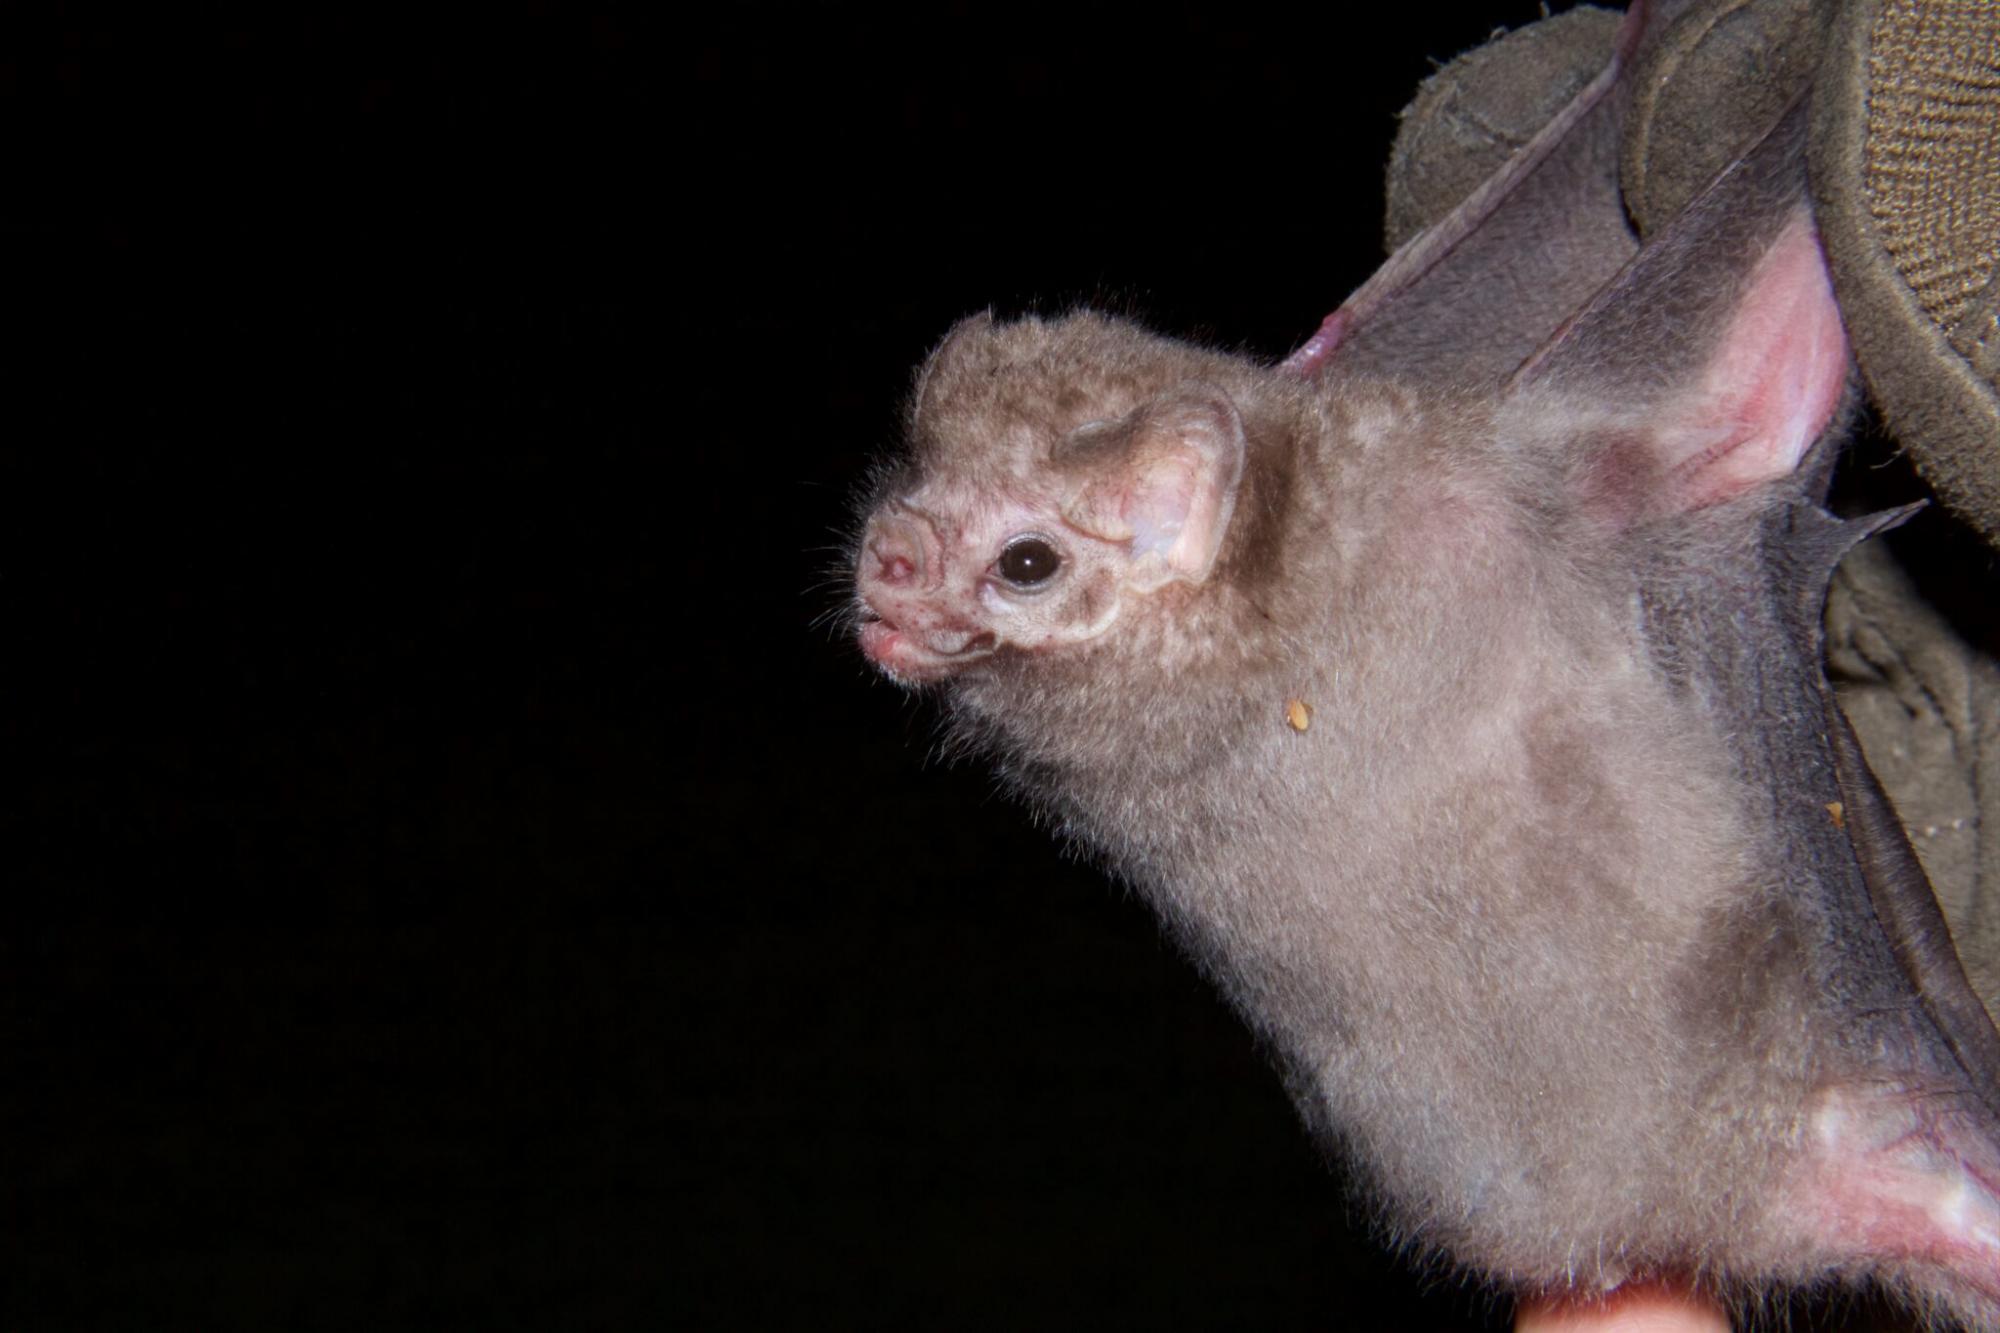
[10,4,1583,1329]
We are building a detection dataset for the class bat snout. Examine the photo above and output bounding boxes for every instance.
[854,589,996,684]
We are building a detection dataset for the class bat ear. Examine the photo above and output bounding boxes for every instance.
[1062,386,1247,593]
[1656,215,1848,509]
[1513,104,1850,515]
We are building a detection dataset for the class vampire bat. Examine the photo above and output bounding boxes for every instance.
[848,8,2000,1327]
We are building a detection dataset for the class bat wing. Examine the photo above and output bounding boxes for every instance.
[1293,0,2000,1134]
[1823,652,2000,1119]
[1511,92,2000,1312]
[1281,2,1649,385]
[1517,92,2000,1116]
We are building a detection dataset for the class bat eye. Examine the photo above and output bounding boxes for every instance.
[996,535,1062,588]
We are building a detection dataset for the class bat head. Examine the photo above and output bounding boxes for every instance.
[854,313,1247,686]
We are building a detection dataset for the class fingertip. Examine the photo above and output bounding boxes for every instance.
[1515,1281,1730,1333]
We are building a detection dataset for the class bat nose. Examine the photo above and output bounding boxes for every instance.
[864,509,941,591]
[874,545,917,584]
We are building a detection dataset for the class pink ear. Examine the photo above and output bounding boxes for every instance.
[1064,387,1246,592]
[1656,214,1849,511]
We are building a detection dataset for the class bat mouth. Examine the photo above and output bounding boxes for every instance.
[857,605,994,683]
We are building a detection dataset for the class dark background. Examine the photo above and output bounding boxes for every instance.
[8,4,1582,1329]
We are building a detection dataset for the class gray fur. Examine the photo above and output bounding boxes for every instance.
[851,62,2000,1333]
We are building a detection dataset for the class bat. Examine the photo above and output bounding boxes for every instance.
[849,4,2000,1325]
